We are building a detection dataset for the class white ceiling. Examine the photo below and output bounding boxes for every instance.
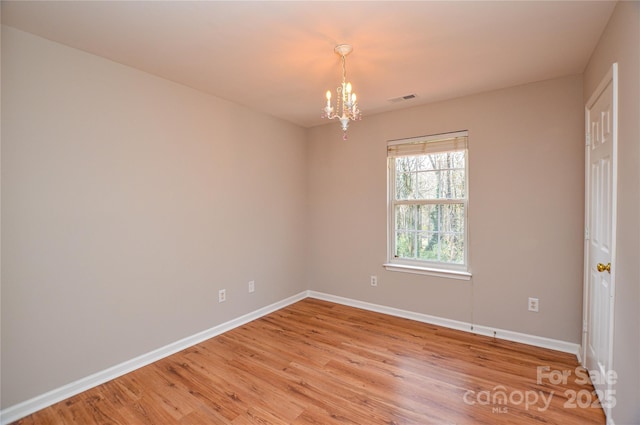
[1,1,616,128]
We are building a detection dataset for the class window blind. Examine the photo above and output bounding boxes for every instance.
[387,130,468,157]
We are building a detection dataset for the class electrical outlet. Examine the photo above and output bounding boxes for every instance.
[528,297,539,312]
[218,289,226,303]
[248,280,255,293]
[370,275,378,287]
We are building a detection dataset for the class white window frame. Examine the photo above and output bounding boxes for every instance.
[384,130,471,280]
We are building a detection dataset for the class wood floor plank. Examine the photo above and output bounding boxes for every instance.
[12,298,605,424]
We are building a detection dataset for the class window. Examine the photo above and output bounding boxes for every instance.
[385,131,470,279]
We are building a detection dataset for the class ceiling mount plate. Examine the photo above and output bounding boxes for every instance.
[334,44,353,57]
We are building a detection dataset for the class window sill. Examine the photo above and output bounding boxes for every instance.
[383,263,472,281]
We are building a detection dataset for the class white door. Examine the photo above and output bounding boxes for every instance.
[583,63,617,419]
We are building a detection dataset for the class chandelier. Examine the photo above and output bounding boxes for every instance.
[323,44,361,139]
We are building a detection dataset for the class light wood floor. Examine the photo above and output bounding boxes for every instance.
[14,298,605,424]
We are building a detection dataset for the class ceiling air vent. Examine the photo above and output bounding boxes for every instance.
[388,94,417,103]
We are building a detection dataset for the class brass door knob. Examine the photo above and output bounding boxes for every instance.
[596,262,611,273]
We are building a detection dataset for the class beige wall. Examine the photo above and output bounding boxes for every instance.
[1,26,308,407]
[307,75,585,342]
[583,2,640,423]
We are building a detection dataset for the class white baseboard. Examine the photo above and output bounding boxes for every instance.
[1,289,581,424]
[307,291,581,355]
[576,345,584,365]
[0,291,308,425]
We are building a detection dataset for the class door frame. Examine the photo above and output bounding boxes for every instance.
[582,62,618,420]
